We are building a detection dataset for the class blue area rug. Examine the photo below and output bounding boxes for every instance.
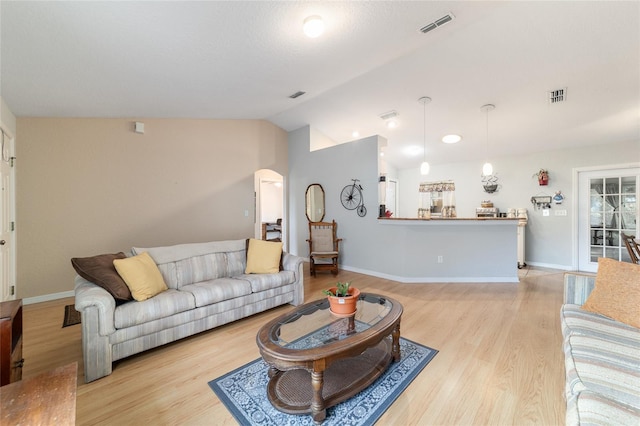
[208,338,438,425]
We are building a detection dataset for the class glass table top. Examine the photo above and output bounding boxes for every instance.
[268,293,393,350]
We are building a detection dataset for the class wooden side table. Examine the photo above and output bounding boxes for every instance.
[0,362,77,425]
[0,299,23,386]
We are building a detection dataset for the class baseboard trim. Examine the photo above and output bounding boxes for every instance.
[339,264,520,283]
[525,261,573,271]
[23,290,74,305]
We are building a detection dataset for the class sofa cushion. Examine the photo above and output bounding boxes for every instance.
[564,333,640,410]
[180,278,252,308]
[227,249,246,277]
[133,240,247,287]
[582,258,640,328]
[561,305,640,345]
[235,271,295,293]
[175,252,227,287]
[113,252,168,301]
[245,238,282,274]
[566,390,640,426]
[114,289,195,329]
[71,252,133,302]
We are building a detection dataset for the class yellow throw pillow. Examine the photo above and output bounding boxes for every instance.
[245,238,283,274]
[582,257,640,328]
[113,252,168,301]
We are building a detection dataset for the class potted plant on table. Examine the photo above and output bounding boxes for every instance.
[533,169,549,186]
[323,282,360,317]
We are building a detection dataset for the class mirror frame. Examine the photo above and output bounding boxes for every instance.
[305,183,325,222]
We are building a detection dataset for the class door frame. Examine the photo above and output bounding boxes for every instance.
[0,126,16,301]
[254,169,285,250]
[572,162,640,271]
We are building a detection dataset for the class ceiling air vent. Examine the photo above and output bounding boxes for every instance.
[548,88,567,104]
[420,12,455,34]
[289,91,306,99]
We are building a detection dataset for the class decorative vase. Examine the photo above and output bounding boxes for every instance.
[326,287,360,317]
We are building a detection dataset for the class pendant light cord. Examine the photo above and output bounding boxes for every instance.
[423,100,427,162]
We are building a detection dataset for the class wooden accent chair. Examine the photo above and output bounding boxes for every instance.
[621,232,640,264]
[307,220,342,276]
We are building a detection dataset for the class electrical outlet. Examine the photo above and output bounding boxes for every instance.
[244,209,249,217]
[437,255,443,264]
[543,209,550,217]
[555,209,567,216]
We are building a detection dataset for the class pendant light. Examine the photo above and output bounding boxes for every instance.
[481,104,495,176]
[419,96,431,175]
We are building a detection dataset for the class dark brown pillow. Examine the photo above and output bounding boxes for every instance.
[71,253,133,302]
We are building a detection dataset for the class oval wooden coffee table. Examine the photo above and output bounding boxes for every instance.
[256,293,403,424]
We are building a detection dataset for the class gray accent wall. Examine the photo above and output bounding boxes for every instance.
[288,125,639,277]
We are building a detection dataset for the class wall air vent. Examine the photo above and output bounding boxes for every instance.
[548,88,567,104]
[420,12,455,34]
[289,91,306,99]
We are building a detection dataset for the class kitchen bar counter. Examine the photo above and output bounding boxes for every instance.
[378,217,520,225]
[364,216,520,283]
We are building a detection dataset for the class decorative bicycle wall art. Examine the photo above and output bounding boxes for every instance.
[340,179,367,217]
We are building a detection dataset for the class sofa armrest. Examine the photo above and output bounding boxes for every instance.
[74,275,117,336]
[283,252,304,305]
[563,272,596,305]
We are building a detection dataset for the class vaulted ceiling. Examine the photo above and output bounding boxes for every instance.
[2,1,638,169]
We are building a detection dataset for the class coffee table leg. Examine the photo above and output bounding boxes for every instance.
[311,370,326,424]
[267,366,279,379]
[392,321,401,362]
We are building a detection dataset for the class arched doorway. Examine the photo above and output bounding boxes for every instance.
[254,169,285,249]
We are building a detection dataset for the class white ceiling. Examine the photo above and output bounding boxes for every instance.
[2,1,639,170]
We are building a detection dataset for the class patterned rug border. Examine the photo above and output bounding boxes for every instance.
[209,337,438,425]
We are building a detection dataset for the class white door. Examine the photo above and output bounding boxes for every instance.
[0,128,16,301]
[578,166,639,272]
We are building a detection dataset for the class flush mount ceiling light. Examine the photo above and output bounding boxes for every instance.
[352,131,360,138]
[303,15,324,38]
[419,96,432,175]
[481,104,495,176]
[379,110,399,129]
[442,134,461,144]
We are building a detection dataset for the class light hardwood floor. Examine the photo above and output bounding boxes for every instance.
[20,265,566,425]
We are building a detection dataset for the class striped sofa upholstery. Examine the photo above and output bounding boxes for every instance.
[75,239,304,382]
[562,272,640,425]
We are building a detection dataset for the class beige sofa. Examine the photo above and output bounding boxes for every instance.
[74,239,303,382]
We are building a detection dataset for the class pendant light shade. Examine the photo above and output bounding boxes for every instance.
[420,161,430,175]
[481,104,495,176]
[419,96,431,176]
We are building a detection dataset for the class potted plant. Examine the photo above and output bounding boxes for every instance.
[323,282,360,316]
[533,169,549,186]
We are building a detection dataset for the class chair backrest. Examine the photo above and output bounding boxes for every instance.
[309,220,338,252]
[621,232,640,264]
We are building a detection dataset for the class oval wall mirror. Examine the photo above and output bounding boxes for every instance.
[305,184,325,222]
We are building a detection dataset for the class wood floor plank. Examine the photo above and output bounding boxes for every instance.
[19,264,565,425]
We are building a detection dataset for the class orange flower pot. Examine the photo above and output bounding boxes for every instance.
[326,287,360,317]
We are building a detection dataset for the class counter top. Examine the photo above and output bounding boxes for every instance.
[378,217,521,226]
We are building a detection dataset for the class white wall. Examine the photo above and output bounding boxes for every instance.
[397,140,639,269]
